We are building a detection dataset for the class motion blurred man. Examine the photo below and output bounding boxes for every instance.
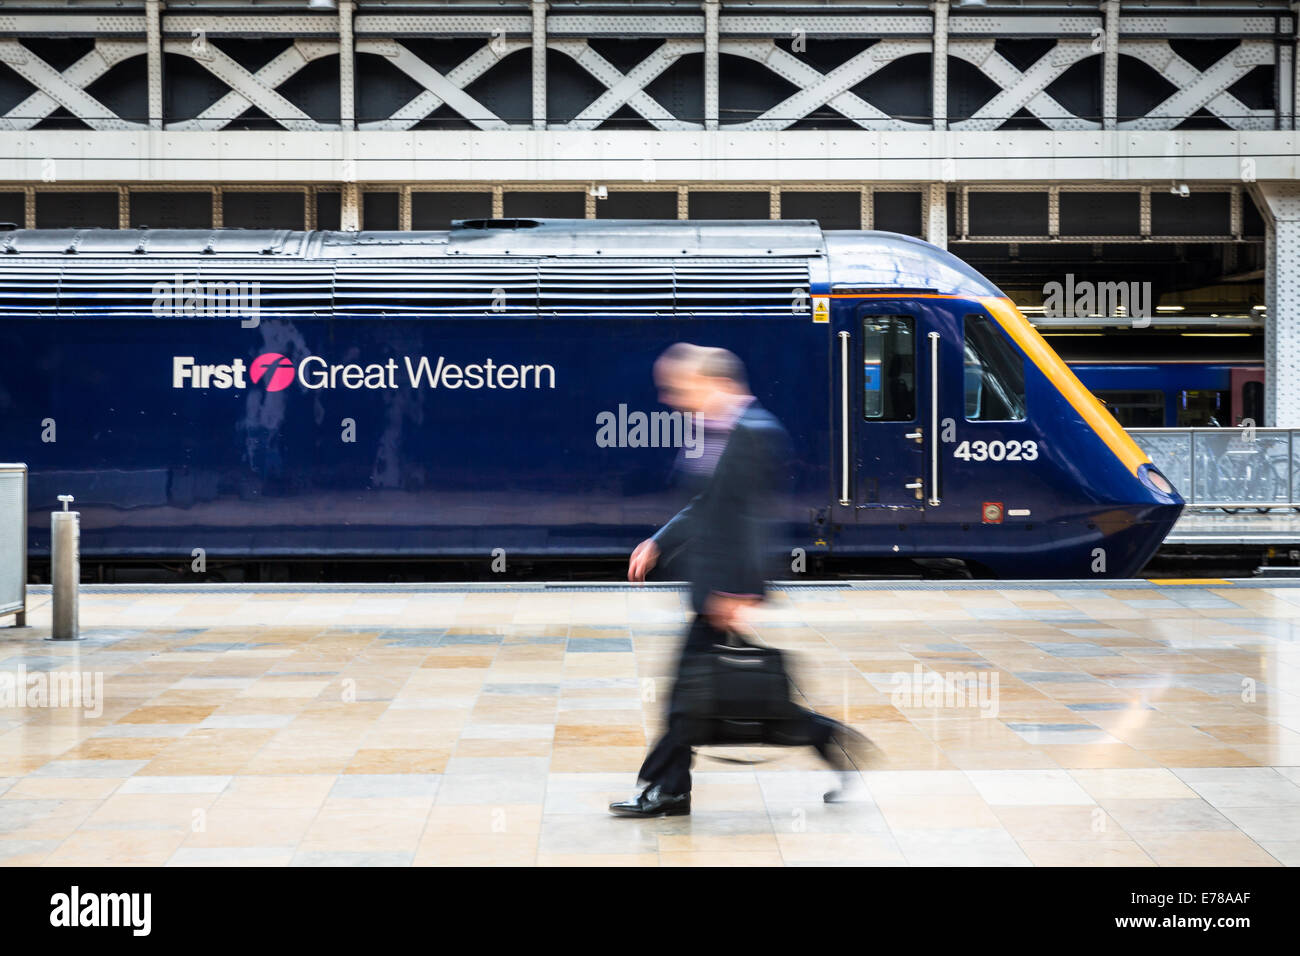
[610,345,864,817]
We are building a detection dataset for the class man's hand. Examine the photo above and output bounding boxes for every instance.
[628,538,660,582]
[705,592,759,633]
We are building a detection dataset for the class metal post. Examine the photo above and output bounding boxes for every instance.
[339,0,356,131]
[340,182,361,231]
[1284,431,1294,509]
[50,495,79,641]
[924,182,948,249]
[1103,0,1119,130]
[1294,1,1300,130]
[1280,9,1296,131]
[145,0,163,130]
[532,1,548,130]
[932,0,949,131]
[703,0,720,131]
[1254,183,1300,427]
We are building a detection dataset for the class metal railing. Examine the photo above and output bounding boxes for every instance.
[0,464,26,626]
[1129,428,1300,509]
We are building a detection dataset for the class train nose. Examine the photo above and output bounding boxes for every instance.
[1137,462,1182,506]
[1133,461,1184,549]
[1083,464,1184,578]
[1136,462,1185,526]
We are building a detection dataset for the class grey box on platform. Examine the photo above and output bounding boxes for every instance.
[0,464,26,626]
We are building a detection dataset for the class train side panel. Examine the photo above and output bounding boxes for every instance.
[0,315,833,558]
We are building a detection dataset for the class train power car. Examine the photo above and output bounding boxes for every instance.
[0,220,1182,578]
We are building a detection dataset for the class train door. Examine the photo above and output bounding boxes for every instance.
[832,301,929,513]
[1230,367,1266,426]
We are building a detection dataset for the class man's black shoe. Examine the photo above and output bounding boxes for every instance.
[608,785,691,817]
[824,770,858,803]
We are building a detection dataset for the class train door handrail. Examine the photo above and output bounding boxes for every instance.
[838,330,851,506]
[928,331,941,507]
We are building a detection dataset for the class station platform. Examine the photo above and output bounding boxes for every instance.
[1,580,1297,867]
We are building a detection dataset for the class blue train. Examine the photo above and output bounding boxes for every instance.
[0,220,1182,578]
[1067,358,1265,429]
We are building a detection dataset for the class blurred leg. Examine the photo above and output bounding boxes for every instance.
[806,710,855,772]
[636,614,723,794]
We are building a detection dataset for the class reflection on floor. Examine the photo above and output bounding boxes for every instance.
[1,581,1298,866]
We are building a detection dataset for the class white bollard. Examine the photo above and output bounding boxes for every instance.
[50,494,80,641]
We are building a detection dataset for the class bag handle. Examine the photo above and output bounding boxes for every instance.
[721,626,766,649]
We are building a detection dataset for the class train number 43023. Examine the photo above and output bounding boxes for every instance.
[952,439,1039,462]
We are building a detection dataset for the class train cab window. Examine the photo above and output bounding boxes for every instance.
[1093,390,1165,428]
[963,314,1026,421]
[861,316,915,421]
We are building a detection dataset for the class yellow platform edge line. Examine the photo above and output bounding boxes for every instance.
[1147,578,1235,586]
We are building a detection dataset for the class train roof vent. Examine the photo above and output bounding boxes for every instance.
[454,219,542,230]
[0,262,61,315]
[671,259,811,314]
[333,261,539,315]
[331,257,811,316]
[8,260,334,317]
[446,218,825,259]
[41,262,181,317]
[538,261,674,313]
[0,228,306,257]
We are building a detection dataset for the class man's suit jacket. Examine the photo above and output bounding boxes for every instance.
[651,399,790,614]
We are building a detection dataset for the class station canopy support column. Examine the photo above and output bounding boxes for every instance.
[1255,182,1300,428]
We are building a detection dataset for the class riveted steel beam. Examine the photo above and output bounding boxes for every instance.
[1252,182,1300,426]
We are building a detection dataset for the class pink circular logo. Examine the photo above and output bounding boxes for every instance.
[250,353,295,392]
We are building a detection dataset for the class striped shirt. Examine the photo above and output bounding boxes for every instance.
[676,394,755,478]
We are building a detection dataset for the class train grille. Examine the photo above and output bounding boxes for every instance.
[0,258,812,318]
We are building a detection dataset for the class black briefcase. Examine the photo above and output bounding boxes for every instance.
[674,636,804,746]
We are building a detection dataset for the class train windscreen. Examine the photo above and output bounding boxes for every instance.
[964,314,1027,421]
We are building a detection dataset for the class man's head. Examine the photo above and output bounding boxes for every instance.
[695,347,750,417]
[697,348,748,393]
[653,342,707,412]
[653,344,750,415]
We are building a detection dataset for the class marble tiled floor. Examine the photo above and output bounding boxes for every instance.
[2,580,1298,866]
